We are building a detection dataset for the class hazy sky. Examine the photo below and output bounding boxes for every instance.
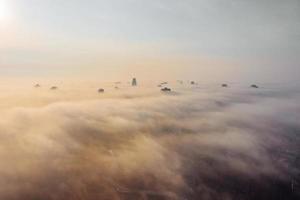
[0,0,299,82]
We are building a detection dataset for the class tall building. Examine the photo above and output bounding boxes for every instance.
[132,78,137,86]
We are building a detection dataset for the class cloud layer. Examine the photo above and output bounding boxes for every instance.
[0,82,299,200]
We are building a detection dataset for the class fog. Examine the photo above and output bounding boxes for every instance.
[0,80,299,200]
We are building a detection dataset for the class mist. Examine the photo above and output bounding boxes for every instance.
[0,80,299,200]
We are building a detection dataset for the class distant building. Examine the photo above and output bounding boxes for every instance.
[98,88,105,93]
[132,78,137,86]
[161,87,171,92]
[50,86,58,90]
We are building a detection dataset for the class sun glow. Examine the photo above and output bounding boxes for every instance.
[0,0,12,21]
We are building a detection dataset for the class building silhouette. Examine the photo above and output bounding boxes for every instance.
[132,78,137,86]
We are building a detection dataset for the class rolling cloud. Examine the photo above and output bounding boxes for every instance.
[0,84,299,199]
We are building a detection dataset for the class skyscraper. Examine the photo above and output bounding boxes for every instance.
[132,78,137,86]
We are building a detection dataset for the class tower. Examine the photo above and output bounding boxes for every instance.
[132,78,137,86]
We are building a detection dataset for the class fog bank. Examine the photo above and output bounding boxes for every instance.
[0,81,299,199]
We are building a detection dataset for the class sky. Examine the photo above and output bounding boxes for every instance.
[0,0,299,82]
